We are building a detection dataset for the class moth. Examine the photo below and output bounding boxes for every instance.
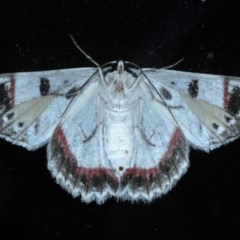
[0,43,240,204]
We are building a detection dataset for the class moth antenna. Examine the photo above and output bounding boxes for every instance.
[69,34,105,85]
[163,58,184,69]
[69,34,100,67]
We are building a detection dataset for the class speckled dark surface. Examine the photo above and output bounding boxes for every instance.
[0,1,240,239]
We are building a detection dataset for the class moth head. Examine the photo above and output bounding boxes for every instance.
[102,60,141,92]
[100,61,142,111]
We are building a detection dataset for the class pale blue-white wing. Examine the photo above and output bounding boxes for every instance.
[47,78,189,204]
[120,80,189,202]
[143,69,240,151]
[47,80,115,203]
[0,67,97,149]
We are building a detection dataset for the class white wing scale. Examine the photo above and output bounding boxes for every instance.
[1,63,240,204]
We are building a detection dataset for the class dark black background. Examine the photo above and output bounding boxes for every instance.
[0,0,240,239]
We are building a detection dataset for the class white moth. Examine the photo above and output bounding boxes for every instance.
[0,44,240,204]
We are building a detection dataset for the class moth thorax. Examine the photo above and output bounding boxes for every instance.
[114,81,124,93]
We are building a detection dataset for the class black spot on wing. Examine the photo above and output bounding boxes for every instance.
[224,115,232,123]
[6,112,14,120]
[66,87,78,99]
[228,86,240,116]
[188,79,198,98]
[18,122,24,127]
[160,87,172,100]
[212,123,219,130]
[40,78,50,96]
[119,166,124,171]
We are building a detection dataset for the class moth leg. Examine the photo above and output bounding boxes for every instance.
[77,94,103,143]
[78,123,99,143]
[136,99,155,146]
